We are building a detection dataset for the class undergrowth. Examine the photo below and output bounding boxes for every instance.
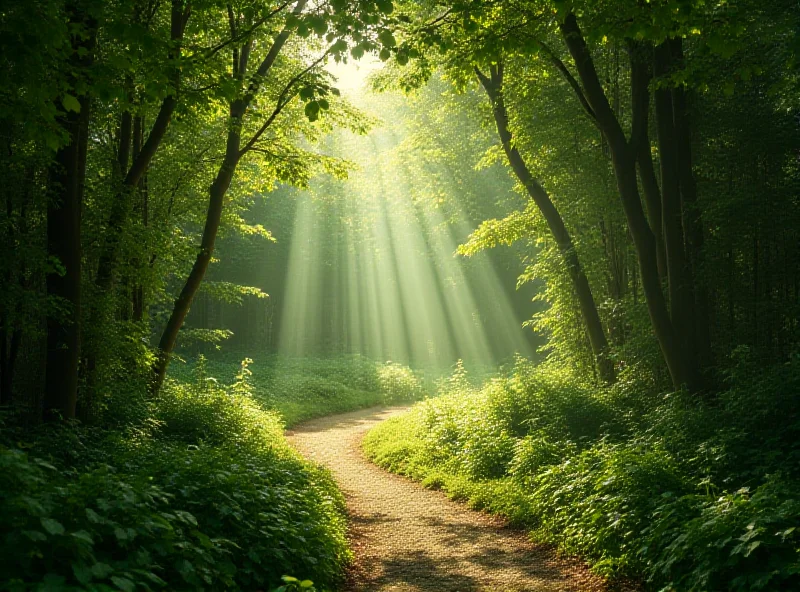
[0,355,425,591]
[363,353,800,591]
[169,353,426,426]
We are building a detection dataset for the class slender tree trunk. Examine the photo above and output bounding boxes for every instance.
[670,39,712,371]
[560,14,700,391]
[92,0,188,299]
[132,115,146,322]
[151,132,241,393]
[654,42,697,365]
[0,328,21,405]
[44,5,95,419]
[630,46,668,281]
[82,1,188,396]
[150,0,307,394]
[1,192,13,405]
[476,63,615,384]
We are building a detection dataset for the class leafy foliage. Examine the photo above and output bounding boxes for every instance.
[364,356,800,590]
[0,355,427,590]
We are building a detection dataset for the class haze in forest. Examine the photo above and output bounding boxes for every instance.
[1,1,798,590]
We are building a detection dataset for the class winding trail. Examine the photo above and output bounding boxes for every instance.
[286,406,609,592]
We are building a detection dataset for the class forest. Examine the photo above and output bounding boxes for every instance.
[0,0,798,590]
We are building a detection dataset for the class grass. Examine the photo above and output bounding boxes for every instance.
[168,353,428,426]
[363,353,800,591]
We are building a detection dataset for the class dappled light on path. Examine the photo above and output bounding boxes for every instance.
[287,407,608,592]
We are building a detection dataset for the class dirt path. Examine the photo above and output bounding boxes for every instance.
[286,406,608,592]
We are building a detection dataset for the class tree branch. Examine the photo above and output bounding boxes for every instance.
[538,40,596,123]
[239,50,329,157]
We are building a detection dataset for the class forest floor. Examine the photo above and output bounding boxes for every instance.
[286,406,608,592]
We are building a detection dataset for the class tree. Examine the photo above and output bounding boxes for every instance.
[151,0,398,392]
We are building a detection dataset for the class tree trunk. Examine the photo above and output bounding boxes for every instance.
[475,63,615,384]
[670,38,712,372]
[92,0,188,301]
[151,128,241,393]
[629,47,668,282]
[132,115,146,322]
[45,102,90,420]
[44,6,95,419]
[150,0,307,394]
[654,41,697,364]
[560,13,700,391]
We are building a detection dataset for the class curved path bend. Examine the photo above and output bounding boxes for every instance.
[287,406,609,592]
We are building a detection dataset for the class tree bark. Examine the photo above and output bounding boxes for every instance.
[629,46,668,281]
[654,41,696,365]
[92,0,188,298]
[670,38,712,372]
[132,115,146,322]
[475,63,615,384]
[44,5,96,420]
[559,13,700,391]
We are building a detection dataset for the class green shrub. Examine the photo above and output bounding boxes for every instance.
[364,356,800,591]
[134,443,349,591]
[377,362,424,403]
[0,447,232,591]
[0,355,366,591]
[644,475,800,591]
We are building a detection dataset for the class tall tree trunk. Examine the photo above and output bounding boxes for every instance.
[83,1,189,396]
[560,14,700,391]
[654,41,696,364]
[670,38,712,372]
[132,115,146,322]
[44,5,95,420]
[90,0,188,309]
[475,63,615,384]
[150,0,308,394]
[629,48,668,281]
[151,129,241,393]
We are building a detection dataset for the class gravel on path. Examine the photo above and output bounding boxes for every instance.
[287,406,609,592]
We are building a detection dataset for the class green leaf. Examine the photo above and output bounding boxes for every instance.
[61,94,81,113]
[41,517,65,536]
[72,562,92,585]
[378,29,396,48]
[744,540,761,557]
[111,576,136,592]
[91,562,114,579]
[71,530,94,545]
[304,101,320,122]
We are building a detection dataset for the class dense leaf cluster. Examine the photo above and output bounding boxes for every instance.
[0,353,423,591]
[365,355,800,590]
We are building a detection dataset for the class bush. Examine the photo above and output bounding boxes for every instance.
[377,362,424,403]
[0,356,359,591]
[644,474,800,591]
[0,447,232,591]
[364,356,800,591]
